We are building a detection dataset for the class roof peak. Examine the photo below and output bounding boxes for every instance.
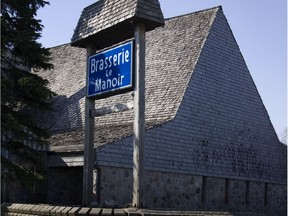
[165,5,222,21]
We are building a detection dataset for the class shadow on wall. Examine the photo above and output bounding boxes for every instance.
[37,87,86,135]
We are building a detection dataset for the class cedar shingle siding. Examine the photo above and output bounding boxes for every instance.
[29,5,287,211]
[39,7,286,184]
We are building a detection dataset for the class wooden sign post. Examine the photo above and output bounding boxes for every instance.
[132,22,146,208]
[82,45,96,206]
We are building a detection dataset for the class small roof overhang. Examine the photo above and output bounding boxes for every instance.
[71,0,164,49]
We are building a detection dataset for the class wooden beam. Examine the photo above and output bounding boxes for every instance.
[91,101,133,117]
[82,45,96,206]
[132,22,146,208]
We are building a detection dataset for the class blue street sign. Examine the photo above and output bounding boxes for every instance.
[87,41,134,98]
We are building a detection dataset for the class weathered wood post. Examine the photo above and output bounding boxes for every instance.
[133,23,146,208]
[82,45,96,206]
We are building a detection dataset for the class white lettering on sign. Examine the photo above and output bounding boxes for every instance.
[95,74,125,92]
[87,40,133,98]
[90,49,130,74]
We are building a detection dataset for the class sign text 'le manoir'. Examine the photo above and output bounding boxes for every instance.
[87,41,134,98]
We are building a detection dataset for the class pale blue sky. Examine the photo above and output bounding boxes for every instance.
[37,0,287,139]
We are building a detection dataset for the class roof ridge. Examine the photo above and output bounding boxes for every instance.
[46,42,72,49]
[165,5,222,21]
[82,0,102,11]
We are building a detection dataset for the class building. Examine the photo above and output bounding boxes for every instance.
[34,5,286,214]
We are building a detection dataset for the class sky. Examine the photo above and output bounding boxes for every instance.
[37,0,287,140]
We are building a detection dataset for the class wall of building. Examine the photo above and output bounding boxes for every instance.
[95,8,286,185]
[47,167,83,205]
[45,164,286,214]
[43,7,287,214]
[98,166,286,214]
[86,8,287,214]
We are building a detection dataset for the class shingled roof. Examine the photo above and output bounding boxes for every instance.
[37,7,219,152]
[71,0,164,48]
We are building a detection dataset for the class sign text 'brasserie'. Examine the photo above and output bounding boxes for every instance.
[87,41,133,98]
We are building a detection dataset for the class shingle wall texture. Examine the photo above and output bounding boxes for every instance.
[95,8,286,184]
[40,7,286,183]
[40,7,218,152]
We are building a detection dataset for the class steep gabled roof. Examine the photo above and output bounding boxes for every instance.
[38,7,220,152]
[39,6,286,183]
[71,0,164,48]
